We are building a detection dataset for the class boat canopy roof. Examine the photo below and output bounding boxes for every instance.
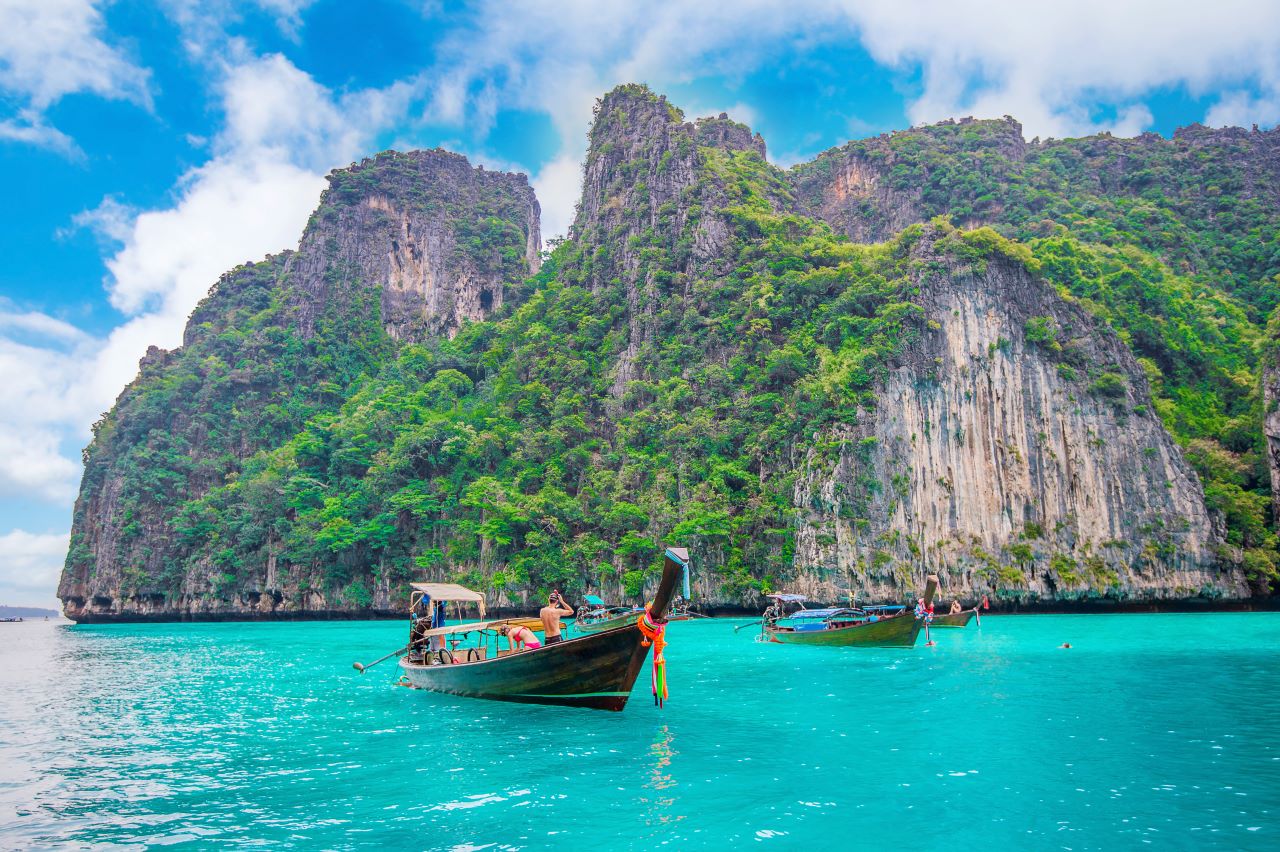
[863,604,905,612]
[409,583,486,617]
[584,594,606,606]
[767,593,807,603]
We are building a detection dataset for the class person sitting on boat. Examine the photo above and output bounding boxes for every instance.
[429,600,447,652]
[409,596,432,658]
[499,623,542,651]
[540,591,574,645]
[950,599,962,615]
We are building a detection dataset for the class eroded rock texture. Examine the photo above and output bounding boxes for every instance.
[59,85,1270,622]
[288,149,539,341]
[791,233,1246,604]
[60,152,539,622]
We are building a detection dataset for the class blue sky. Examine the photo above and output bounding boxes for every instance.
[2,0,1279,607]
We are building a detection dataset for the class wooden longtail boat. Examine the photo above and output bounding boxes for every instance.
[762,575,939,648]
[396,548,686,711]
[573,601,645,634]
[931,608,977,628]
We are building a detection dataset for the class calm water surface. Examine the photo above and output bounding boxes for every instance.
[1,614,1278,849]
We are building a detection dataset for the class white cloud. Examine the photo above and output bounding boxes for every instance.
[3,52,406,518]
[532,154,583,239]
[418,0,1280,229]
[102,155,326,316]
[1206,90,1280,129]
[0,304,100,501]
[0,111,79,156]
[0,0,150,108]
[0,0,151,153]
[0,529,69,607]
[844,0,1280,138]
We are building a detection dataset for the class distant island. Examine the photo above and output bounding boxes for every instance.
[0,605,61,619]
[58,84,1280,623]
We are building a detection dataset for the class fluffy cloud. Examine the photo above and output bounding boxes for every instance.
[846,0,1280,137]
[0,529,70,607]
[421,0,1280,231]
[4,53,405,509]
[0,0,151,152]
[0,304,96,502]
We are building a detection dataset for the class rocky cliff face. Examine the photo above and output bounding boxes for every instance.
[60,151,539,622]
[791,117,1027,243]
[60,86,1273,621]
[288,149,539,341]
[791,230,1246,603]
[567,85,776,396]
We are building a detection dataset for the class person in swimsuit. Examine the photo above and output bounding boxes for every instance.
[499,624,541,651]
[540,591,574,645]
[950,599,962,615]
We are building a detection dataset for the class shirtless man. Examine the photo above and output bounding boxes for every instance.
[540,591,574,645]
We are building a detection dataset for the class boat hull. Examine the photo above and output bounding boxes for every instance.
[399,624,650,711]
[931,610,976,628]
[767,614,923,647]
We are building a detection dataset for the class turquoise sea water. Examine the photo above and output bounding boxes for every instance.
[2,614,1279,850]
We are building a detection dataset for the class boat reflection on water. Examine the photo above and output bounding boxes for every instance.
[641,725,681,829]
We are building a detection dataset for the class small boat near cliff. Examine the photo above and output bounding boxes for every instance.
[573,595,645,634]
[931,608,978,628]
[365,548,686,711]
[761,575,939,647]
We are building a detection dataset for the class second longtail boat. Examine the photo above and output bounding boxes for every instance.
[761,575,939,647]
[573,596,645,634]
[931,608,978,628]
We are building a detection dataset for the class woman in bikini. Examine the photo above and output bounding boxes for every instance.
[499,623,542,651]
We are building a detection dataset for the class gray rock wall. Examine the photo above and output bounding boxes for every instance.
[288,149,539,341]
[791,233,1247,604]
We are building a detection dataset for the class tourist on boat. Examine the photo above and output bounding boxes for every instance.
[950,599,962,614]
[409,595,432,655]
[430,600,447,651]
[499,623,542,651]
[540,591,574,645]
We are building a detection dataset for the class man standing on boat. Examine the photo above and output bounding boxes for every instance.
[541,591,574,645]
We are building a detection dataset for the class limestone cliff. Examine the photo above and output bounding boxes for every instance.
[790,229,1246,604]
[60,151,539,622]
[59,86,1273,622]
[287,149,539,341]
[567,86,773,396]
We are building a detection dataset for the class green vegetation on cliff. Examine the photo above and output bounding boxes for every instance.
[61,87,1279,617]
[794,119,1280,583]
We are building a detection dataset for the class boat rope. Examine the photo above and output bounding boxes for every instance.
[637,605,669,708]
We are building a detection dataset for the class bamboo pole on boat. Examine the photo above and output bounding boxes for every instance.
[353,644,410,673]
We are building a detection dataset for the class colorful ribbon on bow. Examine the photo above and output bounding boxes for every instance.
[637,605,669,708]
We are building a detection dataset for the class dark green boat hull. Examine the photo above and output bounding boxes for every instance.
[766,613,924,647]
[931,610,977,628]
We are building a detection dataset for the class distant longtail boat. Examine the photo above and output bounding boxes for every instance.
[761,575,939,647]
[931,608,978,628]
[573,596,645,635]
